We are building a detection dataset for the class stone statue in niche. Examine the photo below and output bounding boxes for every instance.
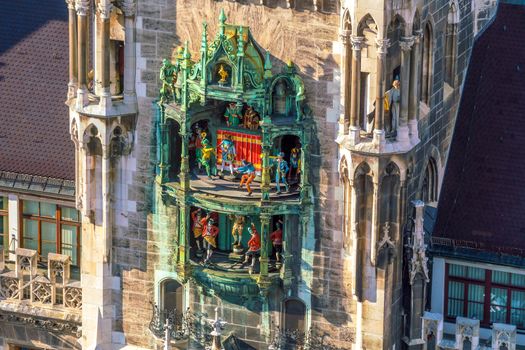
[219,134,236,176]
[385,79,400,134]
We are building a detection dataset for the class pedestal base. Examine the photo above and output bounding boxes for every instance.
[373,129,386,151]
[348,126,361,146]
[76,88,89,109]
[397,125,411,148]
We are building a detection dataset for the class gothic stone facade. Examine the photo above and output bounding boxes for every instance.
[60,0,496,350]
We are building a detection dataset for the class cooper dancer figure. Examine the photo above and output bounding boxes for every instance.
[275,152,290,194]
[201,215,219,263]
[219,134,236,176]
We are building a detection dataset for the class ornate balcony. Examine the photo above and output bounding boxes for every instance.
[0,248,82,337]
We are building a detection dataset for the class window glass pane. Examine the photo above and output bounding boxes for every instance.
[449,264,466,277]
[511,274,525,287]
[0,215,7,251]
[40,202,56,218]
[492,270,510,284]
[467,266,485,281]
[447,281,464,317]
[511,290,525,328]
[490,287,508,323]
[61,206,79,222]
[467,284,485,320]
[61,224,78,265]
[41,222,57,259]
[23,201,39,216]
[0,196,7,210]
[22,219,38,250]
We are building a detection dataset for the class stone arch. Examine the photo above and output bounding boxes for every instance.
[83,124,103,157]
[357,13,378,36]
[341,7,352,32]
[281,297,306,333]
[418,146,442,203]
[420,20,434,105]
[412,8,422,32]
[421,157,438,203]
[354,161,373,301]
[160,278,184,312]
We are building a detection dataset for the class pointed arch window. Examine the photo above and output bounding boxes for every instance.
[422,158,438,203]
[445,2,459,86]
[420,23,433,105]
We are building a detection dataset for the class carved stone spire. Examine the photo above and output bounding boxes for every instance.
[409,200,430,284]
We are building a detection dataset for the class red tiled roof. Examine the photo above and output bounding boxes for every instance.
[0,0,74,180]
[433,3,525,251]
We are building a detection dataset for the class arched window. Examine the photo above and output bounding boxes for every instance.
[422,158,438,203]
[161,279,184,315]
[420,23,433,105]
[445,2,459,86]
[282,298,306,333]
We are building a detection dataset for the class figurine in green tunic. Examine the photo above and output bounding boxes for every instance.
[224,103,241,127]
[159,59,175,103]
[199,139,216,179]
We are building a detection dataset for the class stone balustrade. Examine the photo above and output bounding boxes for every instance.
[422,313,518,349]
[0,248,82,310]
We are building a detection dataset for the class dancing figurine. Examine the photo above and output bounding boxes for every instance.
[270,220,283,263]
[219,134,236,176]
[244,223,261,273]
[199,139,216,179]
[201,214,219,264]
[191,208,204,252]
[230,214,246,247]
[288,146,301,181]
[275,152,290,194]
[236,160,256,196]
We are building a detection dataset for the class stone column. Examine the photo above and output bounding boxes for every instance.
[339,29,351,136]
[408,30,423,143]
[398,36,414,147]
[370,182,379,265]
[373,39,389,147]
[179,125,190,191]
[101,144,112,264]
[67,0,78,99]
[97,0,112,111]
[259,214,271,277]
[159,122,169,182]
[75,0,90,108]
[122,0,137,105]
[349,36,364,145]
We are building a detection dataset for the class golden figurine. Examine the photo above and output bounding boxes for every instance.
[218,64,228,85]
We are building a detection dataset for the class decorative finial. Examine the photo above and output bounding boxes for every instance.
[264,51,272,79]
[201,21,208,51]
[183,41,191,60]
[219,9,227,25]
[287,60,294,68]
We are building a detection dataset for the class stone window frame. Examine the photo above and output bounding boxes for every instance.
[19,200,81,266]
[444,263,525,329]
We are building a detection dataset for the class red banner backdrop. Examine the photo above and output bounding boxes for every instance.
[216,129,262,172]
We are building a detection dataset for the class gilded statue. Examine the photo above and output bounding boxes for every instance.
[218,64,228,85]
